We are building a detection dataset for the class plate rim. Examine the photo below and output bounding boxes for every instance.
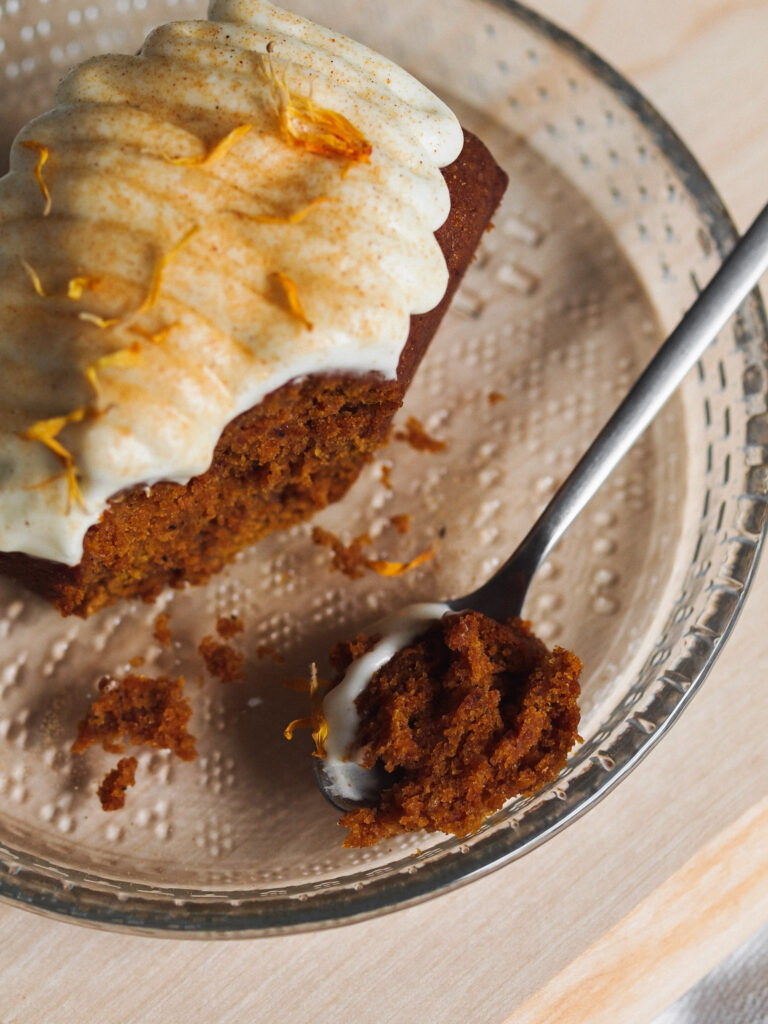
[1,0,766,936]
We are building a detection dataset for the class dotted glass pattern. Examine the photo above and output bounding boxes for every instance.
[0,0,766,934]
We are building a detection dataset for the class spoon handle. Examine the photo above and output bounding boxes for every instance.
[465,200,768,615]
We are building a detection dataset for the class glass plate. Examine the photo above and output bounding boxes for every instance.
[0,0,766,936]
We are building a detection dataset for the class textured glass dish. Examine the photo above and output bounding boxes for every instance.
[0,0,766,936]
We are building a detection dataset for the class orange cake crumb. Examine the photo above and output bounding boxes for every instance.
[72,673,197,761]
[380,463,394,490]
[98,756,138,811]
[363,545,436,578]
[256,643,285,664]
[389,513,412,535]
[216,614,244,640]
[328,610,581,847]
[199,635,245,683]
[153,613,172,648]
[311,525,436,580]
[393,416,447,453]
[311,526,372,578]
[281,673,327,693]
[488,390,505,405]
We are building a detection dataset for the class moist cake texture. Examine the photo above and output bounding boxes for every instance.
[0,0,507,615]
[327,610,582,847]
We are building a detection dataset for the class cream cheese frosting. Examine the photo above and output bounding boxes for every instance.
[320,602,452,803]
[0,0,463,564]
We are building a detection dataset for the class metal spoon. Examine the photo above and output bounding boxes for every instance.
[316,199,768,812]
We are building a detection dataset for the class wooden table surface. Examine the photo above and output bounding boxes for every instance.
[2,2,768,1021]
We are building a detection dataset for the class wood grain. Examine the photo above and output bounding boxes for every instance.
[510,798,768,1024]
[1,2,768,1022]
[534,0,768,229]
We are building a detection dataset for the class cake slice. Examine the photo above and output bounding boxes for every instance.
[0,0,507,616]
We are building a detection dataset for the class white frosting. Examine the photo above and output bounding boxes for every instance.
[320,602,451,802]
[0,0,463,564]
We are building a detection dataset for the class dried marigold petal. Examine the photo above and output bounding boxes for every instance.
[32,229,197,335]
[283,715,311,740]
[21,264,106,315]
[239,195,331,226]
[136,224,200,316]
[20,258,47,297]
[162,124,252,168]
[67,275,102,300]
[312,716,329,760]
[284,664,328,757]
[264,60,371,165]
[20,139,52,216]
[78,311,121,329]
[281,92,372,164]
[131,321,180,346]
[85,341,143,397]
[274,271,312,330]
[20,405,93,510]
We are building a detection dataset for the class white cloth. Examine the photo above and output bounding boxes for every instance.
[652,921,768,1024]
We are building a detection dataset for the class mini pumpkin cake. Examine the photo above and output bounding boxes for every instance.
[0,0,507,616]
